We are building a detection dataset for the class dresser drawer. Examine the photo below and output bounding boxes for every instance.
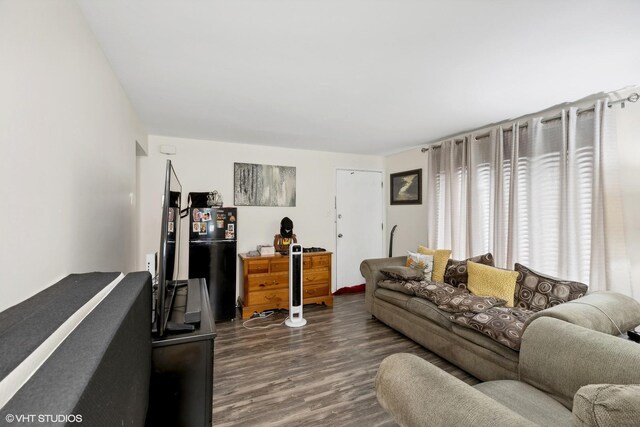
[311,255,331,269]
[303,284,330,299]
[246,259,269,274]
[247,272,288,291]
[270,259,289,273]
[304,268,330,286]
[246,288,288,307]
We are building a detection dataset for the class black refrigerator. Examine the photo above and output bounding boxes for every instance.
[189,206,237,321]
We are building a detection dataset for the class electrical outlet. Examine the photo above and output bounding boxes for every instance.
[146,253,157,276]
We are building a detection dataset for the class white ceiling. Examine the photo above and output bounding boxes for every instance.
[76,0,640,155]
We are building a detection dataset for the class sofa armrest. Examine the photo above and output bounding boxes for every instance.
[375,353,537,427]
[573,384,640,427]
[360,256,407,313]
[524,291,640,335]
[519,317,640,410]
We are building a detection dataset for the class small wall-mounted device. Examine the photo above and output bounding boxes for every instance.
[159,144,176,155]
[285,244,306,328]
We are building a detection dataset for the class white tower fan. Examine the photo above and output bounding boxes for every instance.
[285,244,307,327]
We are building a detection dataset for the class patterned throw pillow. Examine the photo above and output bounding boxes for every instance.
[449,306,535,351]
[444,253,495,290]
[513,263,588,312]
[417,246,451,282]
[467,262,518,307]
[405,252,434,281]
[403,280,505,313]
[404,280,467,308]
[380,266,425,281]
[437,293,506,314]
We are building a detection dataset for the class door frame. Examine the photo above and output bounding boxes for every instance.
[334,168,386,293]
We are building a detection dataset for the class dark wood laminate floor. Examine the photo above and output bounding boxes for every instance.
[212,293,479,426]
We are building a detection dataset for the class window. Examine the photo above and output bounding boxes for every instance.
[425,110,600,283]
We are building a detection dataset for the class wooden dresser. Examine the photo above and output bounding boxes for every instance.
[238,252,333,319]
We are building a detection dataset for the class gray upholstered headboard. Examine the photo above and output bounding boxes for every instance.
[0,272,151,426]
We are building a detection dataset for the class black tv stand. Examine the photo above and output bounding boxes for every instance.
[147,279,216,427]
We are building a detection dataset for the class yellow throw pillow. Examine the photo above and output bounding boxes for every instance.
[467,261,518,307]
[417,246,452,282]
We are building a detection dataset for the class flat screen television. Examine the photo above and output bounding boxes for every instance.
[155,159,182,337]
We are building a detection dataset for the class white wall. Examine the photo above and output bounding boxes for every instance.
[384,151,428,256]
[137,135,384,296]
[0,0,146,311]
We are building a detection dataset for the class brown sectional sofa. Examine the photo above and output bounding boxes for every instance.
[361,256,640,381]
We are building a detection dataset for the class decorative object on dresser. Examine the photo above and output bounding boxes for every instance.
[238,251,333,319]
[258,245,275,256]
[274,216,297,254]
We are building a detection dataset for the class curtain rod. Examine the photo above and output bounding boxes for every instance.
[421,93,639,152]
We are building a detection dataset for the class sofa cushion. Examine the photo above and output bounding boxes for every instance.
[450,307,533,351]
[444,252,495,290]
[417,246,451,282]
[374,288,412,309]
[514,263,588,312]
[451,324,520,361]
[380,266,424,282]
[572,384,640,427]
[467,262,518,307]
[405,252,434,280]
[474,380,572,426]
[377,279,415,296]
[406,297,453,330]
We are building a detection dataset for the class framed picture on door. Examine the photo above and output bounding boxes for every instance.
[390,169,422,205]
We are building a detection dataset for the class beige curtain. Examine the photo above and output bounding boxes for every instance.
[424,100,631,294]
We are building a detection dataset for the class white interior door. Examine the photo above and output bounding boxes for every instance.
[336,169,384,290]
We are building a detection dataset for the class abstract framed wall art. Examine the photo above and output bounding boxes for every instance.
[234,162,296,206]
[390,169,422,205]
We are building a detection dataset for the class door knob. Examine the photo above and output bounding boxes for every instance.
[338,233,343,238]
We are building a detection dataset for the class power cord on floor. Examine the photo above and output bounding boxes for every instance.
[242,310,289,330]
